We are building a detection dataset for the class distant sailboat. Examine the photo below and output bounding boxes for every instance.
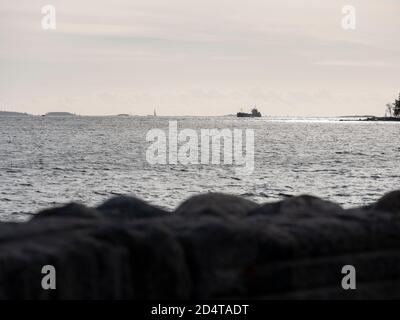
[147,108,158,117]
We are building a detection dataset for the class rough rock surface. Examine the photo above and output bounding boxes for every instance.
[175,193,259,219]
[1,191,400,299]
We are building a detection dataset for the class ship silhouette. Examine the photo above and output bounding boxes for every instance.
[237,107,262,118]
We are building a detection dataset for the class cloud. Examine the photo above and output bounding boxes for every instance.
[314,60,400,68]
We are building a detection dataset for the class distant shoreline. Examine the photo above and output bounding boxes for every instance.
[0,111,30,116]
[363,116,400,122]
[43,112,76,117]
[1,111,400,121]
[340,116,400,122]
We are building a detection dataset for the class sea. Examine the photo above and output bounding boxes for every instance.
[0,115,399,221]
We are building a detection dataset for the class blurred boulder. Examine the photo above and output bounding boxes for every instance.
[33,203,100,220]
[373,190,400,213]
[249,195,343,218]
[175,193,259,219]
[97,196,167,219]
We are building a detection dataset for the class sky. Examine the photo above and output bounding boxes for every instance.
[1,0,399,116]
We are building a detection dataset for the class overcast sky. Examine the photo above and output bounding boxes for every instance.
[1,0,399,116]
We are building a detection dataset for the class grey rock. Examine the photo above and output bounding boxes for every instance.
[97,196,168,219]
[249,195,343,218]
[33,203,101,220]
[175,193,259,219]
[0,219,190,299]
[373,190,400,213]
[170,217,259,298]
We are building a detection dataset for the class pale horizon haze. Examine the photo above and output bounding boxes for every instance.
[1,0,399,116]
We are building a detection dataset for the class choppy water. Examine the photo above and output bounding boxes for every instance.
[0,115,399,221]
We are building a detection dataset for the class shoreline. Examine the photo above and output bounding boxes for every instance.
[340,117,400,122]
[1,111,399,121]
[362,116,400,122]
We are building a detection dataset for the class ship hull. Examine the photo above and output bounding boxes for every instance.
[237,112,261,118]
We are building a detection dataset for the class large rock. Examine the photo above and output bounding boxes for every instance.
[97,196,168,220]
[0,219,191,299]
[175,193,259,219]
[249,195,343,218]
[373,190,400,213]
[166,217,259,298]
[33,203,101,220]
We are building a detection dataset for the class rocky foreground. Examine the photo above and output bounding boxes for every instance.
[1,191,400,299]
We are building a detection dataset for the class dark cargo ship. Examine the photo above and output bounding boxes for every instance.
[237,107,262,118]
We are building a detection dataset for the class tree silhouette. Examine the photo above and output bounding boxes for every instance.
[386,103,394,117]
[394,93,400,117]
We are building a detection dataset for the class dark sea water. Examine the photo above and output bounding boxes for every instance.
[0,115,399,221]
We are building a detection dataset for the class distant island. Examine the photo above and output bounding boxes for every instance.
[362,92,400,122]
[339,115,375,118]
[342,92,400,122]
[363,117,400,122]
[0,111,30,116]
[43,112,76,117]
